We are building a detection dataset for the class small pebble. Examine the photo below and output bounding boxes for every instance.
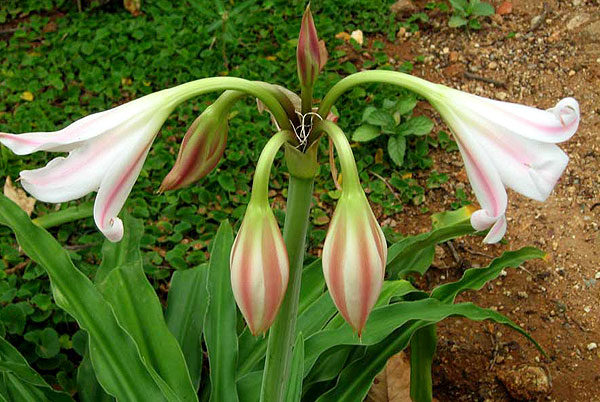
[587,343,597,351]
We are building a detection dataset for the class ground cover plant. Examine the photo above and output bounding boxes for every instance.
[0,1,581,401]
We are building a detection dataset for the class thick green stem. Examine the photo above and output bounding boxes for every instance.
[162,77,293,131]
[317,70,442,118]
[260,175,314,402]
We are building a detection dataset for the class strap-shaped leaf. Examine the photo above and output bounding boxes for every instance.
[431,247,546,303]
[97,216,197,402]
[204,221,239,402]
[314,321,425,402]
[166,263,210,390]
[0,195,166,401]
[237,372,262,402]
[77,351,115,402]
[303,346,354,387]
[386,223,474,278]
[32,201,93,230]
[283,334,304,402]
[95,213,145,284]
[0,336,74,402]
[303,298,539,375]
[298,259,325,314]
[409,325,436,402]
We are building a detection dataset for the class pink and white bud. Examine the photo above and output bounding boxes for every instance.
[322,191,387,336]
[297,5,327,91]
[159,105,228,192]
[230,203,289,336]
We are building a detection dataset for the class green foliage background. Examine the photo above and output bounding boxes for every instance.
[0,0,468,392]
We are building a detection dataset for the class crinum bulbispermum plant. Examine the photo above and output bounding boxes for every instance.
[0,6,579,402]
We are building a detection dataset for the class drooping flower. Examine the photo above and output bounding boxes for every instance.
[433,92,580,243]
[0,88,182,242]
[318,120,387,335]
[229,131,291,336]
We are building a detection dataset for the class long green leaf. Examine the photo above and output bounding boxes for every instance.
[32,202,93,229]
[303,346,354,387]
[95,213,145,284]
[432,247,546,303]
[0,195,167,401]
[314,321,424,402]
[166,263,210,390]
[0,336,74,402]
[298,259,325,314]
[409,325,436,402]
[283,334,304,402]
[204,221,239,402]
[97,216,197,402]
[237,372,262,402]
[386,223,475,278]
[77,351,115,402]
[303,298,539,374]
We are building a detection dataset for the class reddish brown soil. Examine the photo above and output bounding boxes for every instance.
[353,1,600,401]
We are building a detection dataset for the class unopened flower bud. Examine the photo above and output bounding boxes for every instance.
[297,5,327,91]
[230,203,289,336]
[322,191,387,336]
[317,120,386,336]
[229,131,292,336]
[160,91,243,192]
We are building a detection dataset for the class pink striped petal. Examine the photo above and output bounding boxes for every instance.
[0,92,168,155]
[444,107,508,221]
[322,193,386,335]
[18,131,138,203]
[230,204,289,336]
[473,125,569,201]
[453,93,579,144]
[93,132,155,242]
[483,214,507,244]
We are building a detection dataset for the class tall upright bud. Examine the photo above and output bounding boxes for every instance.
[230,131,292,336]
[318,121,387,336]
[159,91,243,192]
[297,5,327,113]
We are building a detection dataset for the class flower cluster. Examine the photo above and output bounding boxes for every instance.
[0,6,579,336]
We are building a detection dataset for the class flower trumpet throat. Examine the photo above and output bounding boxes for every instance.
[316,121,387,335]
[230,131,292,336]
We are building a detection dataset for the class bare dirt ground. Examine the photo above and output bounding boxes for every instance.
[356,0,600,400]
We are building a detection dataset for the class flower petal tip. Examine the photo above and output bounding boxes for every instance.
[550,97,580,138]
[100,217,124,243]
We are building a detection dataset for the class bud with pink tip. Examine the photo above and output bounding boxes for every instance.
[229,131,292,336]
